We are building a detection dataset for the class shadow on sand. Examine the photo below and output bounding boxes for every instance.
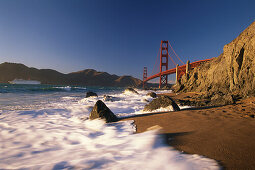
[118,111,169,120]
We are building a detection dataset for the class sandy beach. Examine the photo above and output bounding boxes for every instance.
[122,93,255,170]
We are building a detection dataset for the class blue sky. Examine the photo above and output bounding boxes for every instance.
[0,0,254,81]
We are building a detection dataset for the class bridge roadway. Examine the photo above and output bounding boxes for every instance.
[144,58,213,82]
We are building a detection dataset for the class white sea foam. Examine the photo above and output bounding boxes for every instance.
[78,89,169,117]
[54,86,72,91]
[0,112,219,169]
[76,89,191,117]
[0,88,218,169]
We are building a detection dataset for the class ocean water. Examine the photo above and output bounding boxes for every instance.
[0,84,219,169]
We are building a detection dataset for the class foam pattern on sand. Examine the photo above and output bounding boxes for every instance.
[0,111,219,169]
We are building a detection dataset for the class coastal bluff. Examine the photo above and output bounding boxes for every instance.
[174,21,255,100]
[0,62,142,87]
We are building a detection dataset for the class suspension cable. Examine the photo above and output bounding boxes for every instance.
[168,41,185,65]
[150,46,161,76]
[168,52,177,66]
[168,52,186,75]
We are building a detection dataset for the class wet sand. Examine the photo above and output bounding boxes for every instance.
[122,93,255,170]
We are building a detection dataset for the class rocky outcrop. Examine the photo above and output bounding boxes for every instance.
[103,95,120,102]
[86,92,98,98]
[103,95,112,101]
[144,96,180,112]
[174,21,255,101]
[146,92,157,98]
[89,100,118,123]
[124,88,139,94]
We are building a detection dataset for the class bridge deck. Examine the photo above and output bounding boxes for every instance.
[144,58,213,82]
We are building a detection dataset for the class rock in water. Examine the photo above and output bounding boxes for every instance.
[86,92,98,98]
[142,99,149,102]
[144,95,180,112]
[146,92,157,98]
[103,95,113,102]
[103,95,120,102]
[89,100,118,123]
[124,88,139,94]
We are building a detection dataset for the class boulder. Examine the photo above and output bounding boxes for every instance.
[103,95,120,102]
[124,88,139,94]
[142,99,149,102]
[210,93,235,106]
[103,95,113,102]
[89,100,118,123]
[146,92,157,98]
[144,95,180,112]
[86,91,98,98]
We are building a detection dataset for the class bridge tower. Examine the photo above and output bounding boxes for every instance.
[159,40,169,88]
[143,67,147,88]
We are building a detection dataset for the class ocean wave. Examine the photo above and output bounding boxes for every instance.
[0,85,87,93]
[0,88,219,169]
[0,113,219,169]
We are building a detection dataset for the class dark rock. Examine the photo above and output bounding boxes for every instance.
[176,99,197,106]
[103,95,113,102]
[89,100,118,123]
[209,93,235,106]
[144,95,180,112]
[223,94,235,104]
[124,88,139,94]
[180,92,235,106]
[86,92,98,98]
[211,93,222,101]
[142,99,149,102]
[103,95,120,102]
[146,92,157,98]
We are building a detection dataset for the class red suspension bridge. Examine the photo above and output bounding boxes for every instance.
[143,40,213,88]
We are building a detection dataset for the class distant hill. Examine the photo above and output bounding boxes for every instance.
[67,69,142,87]
[0,62,142,87]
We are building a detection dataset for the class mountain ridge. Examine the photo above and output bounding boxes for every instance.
[0,62,142,87]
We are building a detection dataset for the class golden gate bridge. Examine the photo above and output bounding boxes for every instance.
[143,40,213,88]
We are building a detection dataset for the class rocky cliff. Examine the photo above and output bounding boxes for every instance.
[0,62,142,87]
[174,21,255,104]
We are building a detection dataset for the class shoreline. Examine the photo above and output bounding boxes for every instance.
[122,92,255,170]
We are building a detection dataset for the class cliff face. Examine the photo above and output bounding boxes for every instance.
[175,21,255,98]
[0,63,142,87]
